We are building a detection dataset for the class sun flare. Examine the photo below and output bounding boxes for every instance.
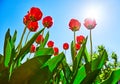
[83,5,103,21]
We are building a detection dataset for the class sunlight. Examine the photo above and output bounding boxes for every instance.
[83,5,103,21]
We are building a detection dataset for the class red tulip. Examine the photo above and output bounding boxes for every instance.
[76,35,85,44]
[53,47,59,56]
[75,43,81,51]
[30,44,36,53]
[69,19,81,31]
[63,43,69,50]
[27,21,38,32]
[29,7,43,21]
[47,40,54,48]
[36,35,44,44]
[23,14,30,25]
[42,16,53,28]
[84,18,97,30]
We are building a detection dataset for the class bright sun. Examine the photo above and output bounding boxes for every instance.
[83,5,103,21]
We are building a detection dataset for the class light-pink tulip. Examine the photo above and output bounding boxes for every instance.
[84,18,97,30]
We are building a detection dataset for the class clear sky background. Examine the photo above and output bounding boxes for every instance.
[0,0,120,63]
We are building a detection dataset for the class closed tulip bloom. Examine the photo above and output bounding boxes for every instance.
[84,18,96,30]
[53,47,59,56]
[23,14,30,25]
[42,16,53,28]
[69,19,81,31]
[75,43,81,51]
[47,40,54,48]
[30,44,36,53]
[27,21,38,32]
[29,7,43,21]
[36,35,44,44]
[63,43,69,50]
[76,35,85,44]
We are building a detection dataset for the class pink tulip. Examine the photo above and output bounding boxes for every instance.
[84,18,96,30]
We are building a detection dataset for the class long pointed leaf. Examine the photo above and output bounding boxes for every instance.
[73,49,108,84]
[9,54,51,84]
[39,31,49,48]
[28,53,65,84]
[16,28,44,60]
[35,48,54,57]
[4,38,12,67]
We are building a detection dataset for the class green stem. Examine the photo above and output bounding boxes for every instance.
[16,26,27,50]
[25,31,31,44]
[74,31,76,58]
[90,29,93,61]
[15,26,27,59]
[40,27,45,44]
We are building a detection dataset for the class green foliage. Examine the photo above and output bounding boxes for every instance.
[0,28,120,84]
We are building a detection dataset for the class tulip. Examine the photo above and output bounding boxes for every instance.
[84,18,96,30]
[53,47,59,56]
[27,21,38,32]
[29,7,43,21]
[30,44,36,53]
[42,16,53,28]
[69,19,81,31]
[36,35,44,44]
[84,18,97,61]
[63,43,69,50]
[75,43,81,51]
[47,40,54,48]
[76,35,85,44]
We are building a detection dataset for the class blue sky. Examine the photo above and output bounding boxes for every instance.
[0,0,120,63]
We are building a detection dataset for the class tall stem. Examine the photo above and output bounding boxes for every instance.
[25,31,30,44]
[74,31,76,58]
[90,29,93,61]
[40,27,45,44]
[15,26,27,59]
[16,26,27,50]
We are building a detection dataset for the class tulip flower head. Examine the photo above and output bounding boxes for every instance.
[27,21,38,32]
[29,7,43,21]
[76,35,85,44]
[69,19,81,31]
[53,47,59,56]
[23,14,30,25]
[84,18,96,30]
[47,40,54,48]
[75,43,81,51]
[63,43,69,50]
[42,16,53,28]
[36,35,44,44]
[30,44,36,53]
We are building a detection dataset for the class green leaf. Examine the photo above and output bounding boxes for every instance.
[35,48,54,57]
[25,52,65,84]
[101,69,120,84]
[4,38,12,67]
[71,41,74,63]
[73,49,108,84]
[84,47,90,63]
[42,52,65,72]
[12,30,17,43]
[9,54,51,84]
[3,29,11,61]
[16,28,44,60]
[92,49,108,71]
[62,59,72,83]
[39,31,49,48]
[76,36,88,69]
